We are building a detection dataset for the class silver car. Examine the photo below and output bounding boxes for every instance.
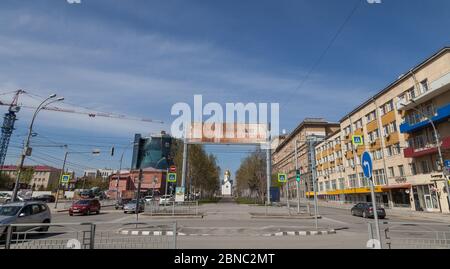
[0,201,52,236]
[123,199,145,214]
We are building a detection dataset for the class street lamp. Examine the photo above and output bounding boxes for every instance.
[115,141,137,203]
[399,100,450,210]
[12,94,64,202]
[54,149,100,209]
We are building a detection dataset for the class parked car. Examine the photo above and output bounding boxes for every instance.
[32,195,56,203]
[123,199,145,214]
[115,198,132,210]
[69,199,101,216]
[0,193,12,204]
[80,191,95,199]
[351,202,386,219]
[0,201,52,237]
[143,196,155,203]
[159,195,174,206]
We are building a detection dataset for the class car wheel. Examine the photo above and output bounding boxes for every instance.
[39,220,50,232]
[363,211,367,218]
[69,213,73,216]
[351,210,355,216]
[96,211,100,215]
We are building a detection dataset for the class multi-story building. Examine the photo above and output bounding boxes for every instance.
[83,169,116,180]
[0,165,62,191]
[314,47,450,213]
[272,118,340,197]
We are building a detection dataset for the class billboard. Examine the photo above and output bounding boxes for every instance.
[186,122,268,145]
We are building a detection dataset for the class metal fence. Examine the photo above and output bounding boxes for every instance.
[367,221,450,249]
[1,221,177,249]
[144,201,199,216]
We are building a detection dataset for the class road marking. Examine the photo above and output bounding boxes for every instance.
[321,216,350,225]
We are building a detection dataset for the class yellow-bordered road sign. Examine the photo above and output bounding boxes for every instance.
[278,173,287,183]
[167,173,177,183]
[61,174,71,183]
[352,135,364,146]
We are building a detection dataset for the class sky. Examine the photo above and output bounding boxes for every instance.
[0,0,449,178]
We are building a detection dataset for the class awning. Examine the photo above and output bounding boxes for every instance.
[381,184,412,190]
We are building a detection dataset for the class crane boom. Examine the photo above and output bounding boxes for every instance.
[0,90,26,168]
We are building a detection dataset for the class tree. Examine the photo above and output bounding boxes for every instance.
[0,172,13,190]
[235,149,267,203]
[171,139,220,198]
[20,167,35,188]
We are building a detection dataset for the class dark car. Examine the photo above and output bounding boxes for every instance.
[351,202,386,219]
[69,199,101,216]
[32,195,56,203]
[123,199,145,214]
[80,191,95,199]
[115,198,132,210]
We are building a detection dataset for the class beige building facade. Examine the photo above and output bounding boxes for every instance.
[1,165,62,191]
[314,47,450,213]
[272,118,340,197]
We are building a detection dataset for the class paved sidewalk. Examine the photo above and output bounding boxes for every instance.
[286,199,450,223]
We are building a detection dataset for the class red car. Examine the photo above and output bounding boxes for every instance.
[69,199,101,216]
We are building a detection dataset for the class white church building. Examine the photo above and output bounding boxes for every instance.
[221,170,233,196]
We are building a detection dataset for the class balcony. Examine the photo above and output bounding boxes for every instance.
[403,136,450,158]
[398,72,450,111]
[400,103,450,134]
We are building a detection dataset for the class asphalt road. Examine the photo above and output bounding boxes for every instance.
[4,198,450,249]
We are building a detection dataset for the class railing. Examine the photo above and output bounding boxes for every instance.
[0,221,177,249]
[144,201,199,216]
[380,222,450,249]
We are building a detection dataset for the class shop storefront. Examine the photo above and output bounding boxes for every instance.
[412,184,440,212]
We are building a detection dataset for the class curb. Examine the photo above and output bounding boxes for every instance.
[262,230,336,237]
[117,229,336,237]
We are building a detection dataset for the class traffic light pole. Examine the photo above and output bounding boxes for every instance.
[295,139,300,214]
[369,176,382,249]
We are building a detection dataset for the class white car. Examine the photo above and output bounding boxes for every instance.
[159,195,174,206]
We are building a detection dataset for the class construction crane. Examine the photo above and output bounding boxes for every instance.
[0,90,164,168]
[0,90,25,168]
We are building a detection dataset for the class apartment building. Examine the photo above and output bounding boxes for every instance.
[314,47,450,213]
[0,165,62,191]
[272,118,340,197]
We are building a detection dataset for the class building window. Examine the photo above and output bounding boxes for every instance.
[393,143,401,155]
[420,79,429,94]
[421,160,430,174]
[349,174,358,188]
[386,146,393,157]
[339,178,345,190]
[410,163,417,175]
[388,167,395,178]
[331,180,337,190]
[398,165,405,177]
[373,169,386,185]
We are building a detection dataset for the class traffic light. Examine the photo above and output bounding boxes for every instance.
[296,170,301,182]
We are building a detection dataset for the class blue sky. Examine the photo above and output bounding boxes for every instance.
[0,0,449,178]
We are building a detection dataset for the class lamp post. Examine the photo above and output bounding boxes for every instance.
[54,149,100,209]
[116,142,136,203]
[12,94,64,202]
[400,100,450,211]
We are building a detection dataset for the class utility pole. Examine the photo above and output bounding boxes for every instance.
[135,169,143,222]
[295,139,300,214]
[266,139,272,205]
[54,150,68,209]
[308,136,320,230]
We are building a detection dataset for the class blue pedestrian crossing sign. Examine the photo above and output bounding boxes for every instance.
[167,173,177,183]
[361,152,373,179]
[278,173,287,183]
[352,135,364,146]
[61,174,71,183]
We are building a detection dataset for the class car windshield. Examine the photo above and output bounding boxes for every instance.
[0,206,21,216]
[74,200,90,205]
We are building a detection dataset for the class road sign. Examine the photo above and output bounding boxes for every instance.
[169,165,177,173]
[61,174,71,183]
[175,187,185,202]
[278,173,287,183]
[167,172,177,183]
[361,151,373,179]
[352,135,364,146]
[296,170,301,182]
[445,160,450,169]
